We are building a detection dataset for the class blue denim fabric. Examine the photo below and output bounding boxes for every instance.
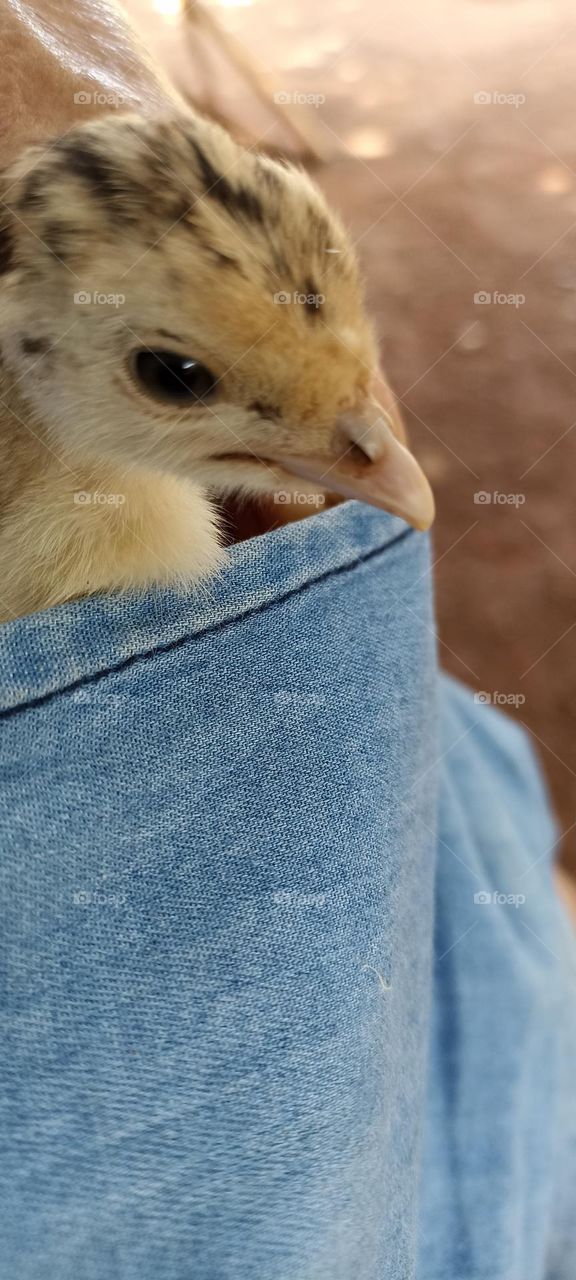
[418,678,576,1280]
[0,500,574,1280]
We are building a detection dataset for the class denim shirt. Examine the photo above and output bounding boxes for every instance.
[0,501,574,1280]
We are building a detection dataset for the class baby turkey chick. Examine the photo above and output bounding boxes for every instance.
[0,112,434,622]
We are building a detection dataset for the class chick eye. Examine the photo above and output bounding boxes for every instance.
[132,350,218,403]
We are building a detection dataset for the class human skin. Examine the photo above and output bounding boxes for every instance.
[0,0,182,167]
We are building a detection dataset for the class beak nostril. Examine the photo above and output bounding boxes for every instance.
[339,408,393,464]
[347,441,375,468]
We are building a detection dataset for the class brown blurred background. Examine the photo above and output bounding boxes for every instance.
[126,0,576,870]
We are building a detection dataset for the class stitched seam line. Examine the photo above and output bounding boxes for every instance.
[0,527,413,721]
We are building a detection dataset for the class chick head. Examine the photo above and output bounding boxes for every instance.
[0,113,434,531]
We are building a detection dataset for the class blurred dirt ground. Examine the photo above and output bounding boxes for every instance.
[130,0,576,870]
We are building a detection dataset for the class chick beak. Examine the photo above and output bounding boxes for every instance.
[272,406,435,532]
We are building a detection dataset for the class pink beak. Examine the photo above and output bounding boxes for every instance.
[270,406,435,532]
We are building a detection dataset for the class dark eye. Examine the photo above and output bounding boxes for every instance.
[132,350,218,403]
